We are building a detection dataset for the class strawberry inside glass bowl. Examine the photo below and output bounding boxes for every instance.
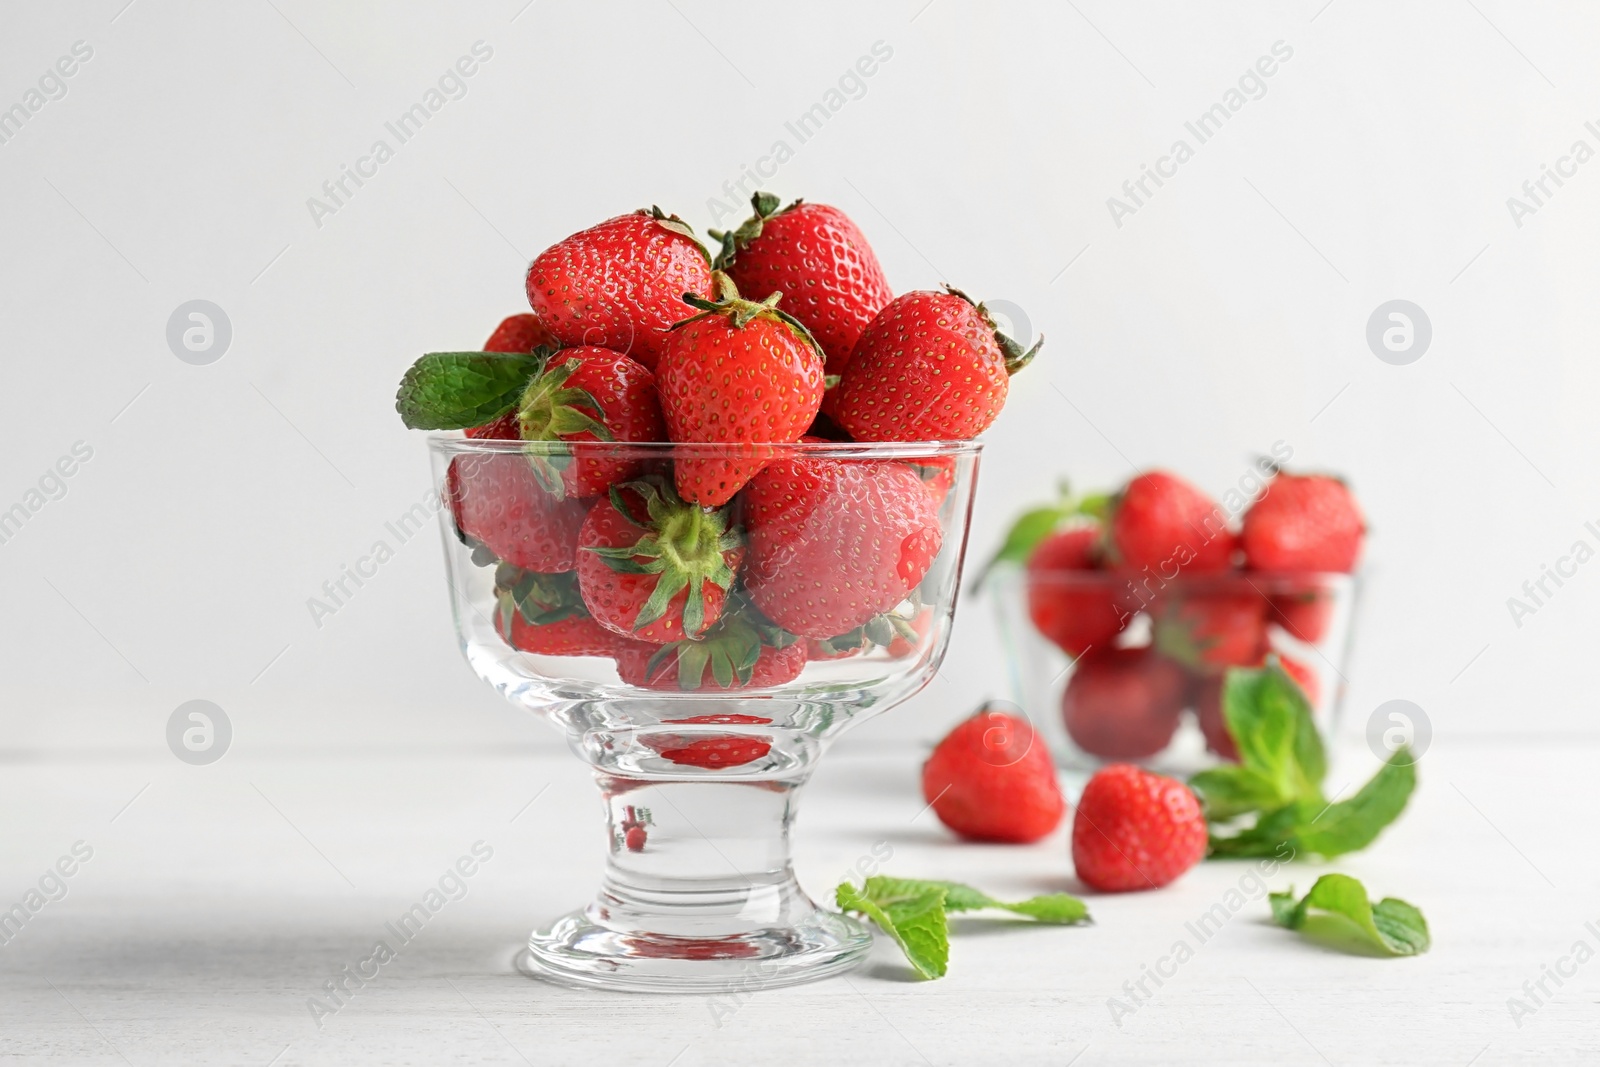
[990,567,1356,774]
[427,436,980,992]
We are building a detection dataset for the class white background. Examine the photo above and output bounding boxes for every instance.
[8,0,1596,758]
[3,3,1598,1063]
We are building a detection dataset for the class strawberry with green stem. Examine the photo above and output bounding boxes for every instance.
[577,475,744,643]
[493,565,618,657]
[710,191,893,376]
[514,346,665,498]
[655,272,827,506]
[831,287,1040,441]
[468,314,559,439]
[616,607,805,691]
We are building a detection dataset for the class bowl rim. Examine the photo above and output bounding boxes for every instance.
[426,434,985,459]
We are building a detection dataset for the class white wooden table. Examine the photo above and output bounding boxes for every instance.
[0,735,1582,1065]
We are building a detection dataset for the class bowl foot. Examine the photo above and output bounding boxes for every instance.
[517,905,871,994]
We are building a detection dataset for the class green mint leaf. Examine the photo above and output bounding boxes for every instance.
[836,881,949,980]
[1188,766,1288,824]
[1209,749,1416,860]
[395,351,544,430]
[1270,873,1430,957]
[865,877,1089,925]
[1294,748,1417,858]
[1223,660,1325,803]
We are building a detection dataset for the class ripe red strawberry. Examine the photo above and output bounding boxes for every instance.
[655,274,826,505]
[1061,647,1187,761]
[1071,764,1206,892]
[1153,586,1270,674]
[1025,525,1130,659]
[1196,653,1321,760]
[513,346,665,498]
[831,288,1039,441]
[498,611,619,657]
[484,312,557,354]
[614,612,805,690]
[1109,471,1235,576]
[711,192,892,375]
[466,315,561,439]
[576,476,743,643]
[525,208,715,370]
[922,705,1065,844]
[1241,472,1366,572]
[742,455,942,638]
[624,825,648,851]
[1270,582,1336,643]
[447,453,588,572]
[906,456,956,507]
[641,714,774,768]
[492,566,619,656]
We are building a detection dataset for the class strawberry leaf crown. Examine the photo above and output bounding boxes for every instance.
[942,285,1044,376]
[673,271,828,365]
[493,564,588,637]
[396,348,552,430]
[515,352,615,497]
[708,190,798,271]
[584,474,744,638]
[639,205,713,267]
[644,602,794,690]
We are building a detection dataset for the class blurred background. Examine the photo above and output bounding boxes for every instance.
[3,0,1595,759]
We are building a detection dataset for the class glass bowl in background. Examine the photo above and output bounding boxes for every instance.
[990,565,1357,775]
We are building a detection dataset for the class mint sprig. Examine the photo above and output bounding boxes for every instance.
[395,351,545,430]
[1270,874,1430,957]
[1190,660,1416,859]
[835,875,1089,979]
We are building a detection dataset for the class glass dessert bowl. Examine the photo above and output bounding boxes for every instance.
[428,436,980,992]
[991,566,1357,775]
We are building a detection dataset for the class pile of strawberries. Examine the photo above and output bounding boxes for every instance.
[1013,467,1365,761]
[396,193,1038,709]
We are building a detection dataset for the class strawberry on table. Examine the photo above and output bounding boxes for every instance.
[742,453,942,639]
[576,475,744,643]
[1061,646,1187,761]
[655,273,827,506]
[1109,470,1235,576]
[1241,472,1366,573]
[710,192,893,376]
[922,704,1065,844]
[831,287,1040,441]
[513,346,665,498]
[1071,764,1206,892]
[1025,524,1130,660]
[525,207,715,370]
[446,452,588,573]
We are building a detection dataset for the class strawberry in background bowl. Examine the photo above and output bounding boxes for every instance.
[985,466,1364,772]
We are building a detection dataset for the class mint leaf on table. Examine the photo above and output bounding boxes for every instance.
[1193,661,1416,860]
[835,876,1090,979]
[869,877,1091,925]
[1269,873,1430,957]
[395,351,545,430]
[836,881,949,980]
